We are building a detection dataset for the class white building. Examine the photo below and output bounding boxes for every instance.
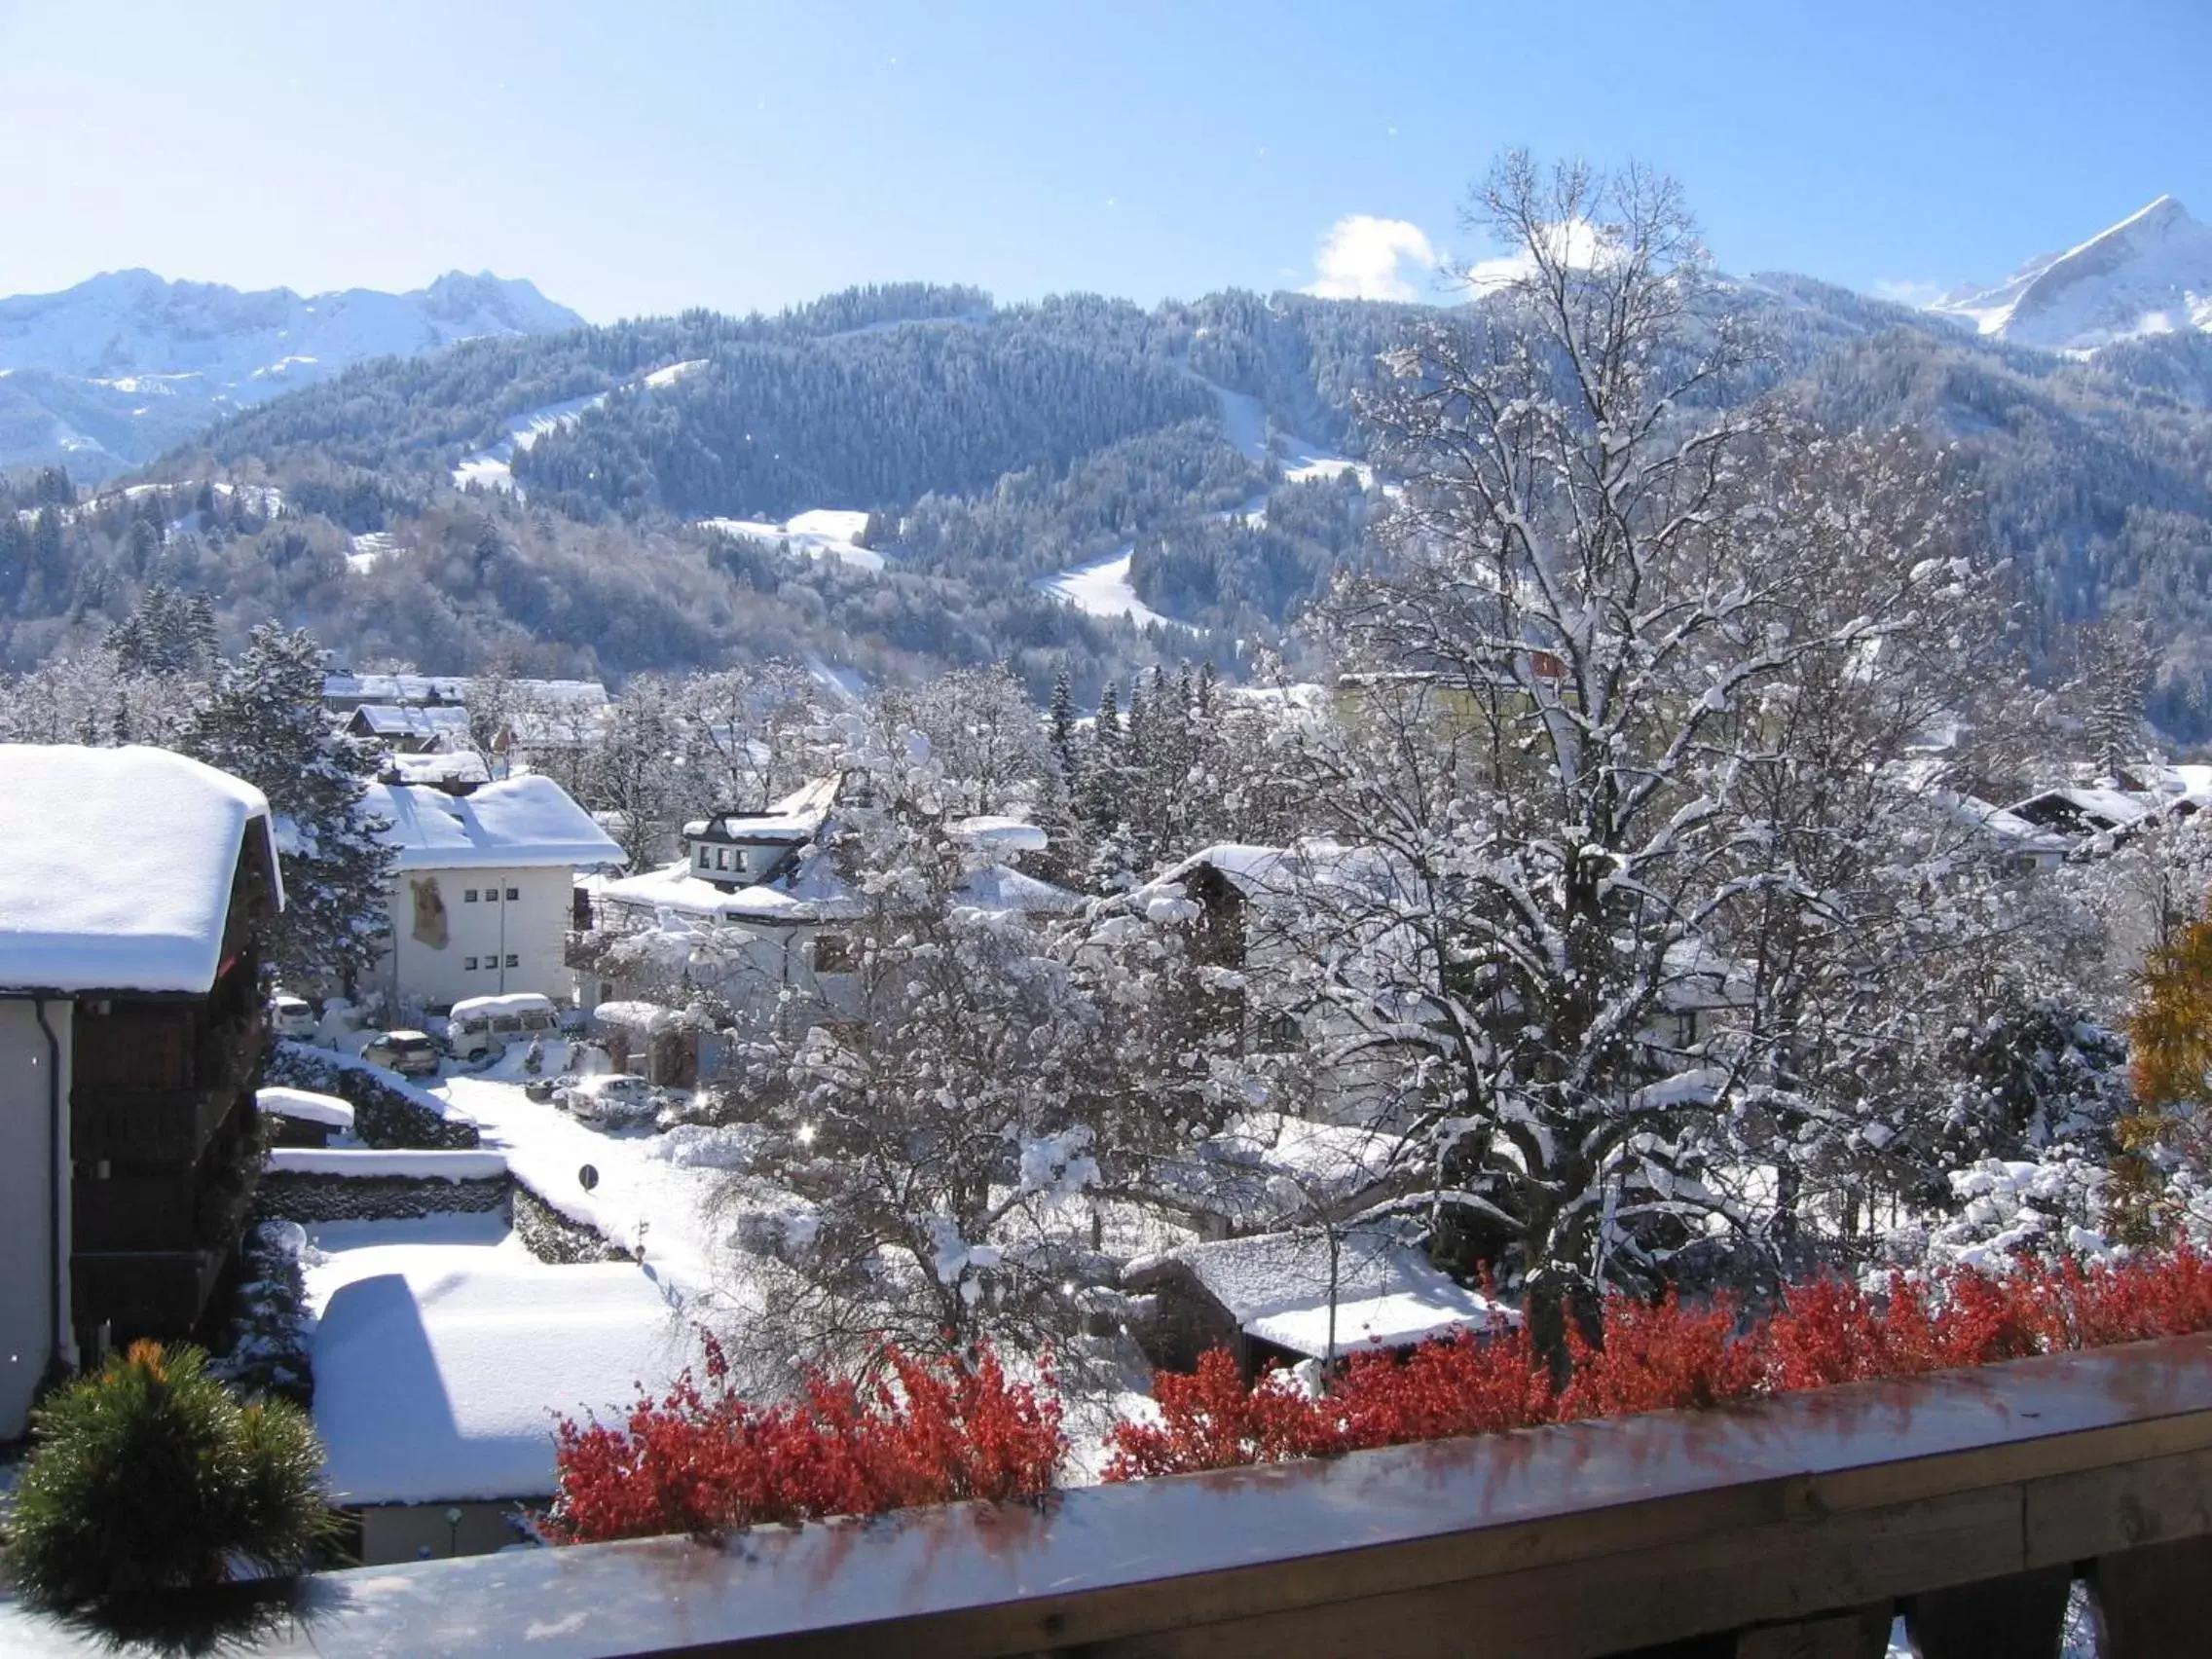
[582,780,1081,1023]
[0,746,282,1438]
[366,775,622,1014]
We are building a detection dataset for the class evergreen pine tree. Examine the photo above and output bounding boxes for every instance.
[184,626,393,994]
[1048,669,1078,784]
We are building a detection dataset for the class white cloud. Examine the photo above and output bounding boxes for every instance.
[1304,214,1439,301]
[1460,218,1606,294]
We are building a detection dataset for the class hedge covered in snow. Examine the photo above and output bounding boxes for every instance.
[265,1041,478,1150]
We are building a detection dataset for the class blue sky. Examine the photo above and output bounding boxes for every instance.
[1,0,2206,321]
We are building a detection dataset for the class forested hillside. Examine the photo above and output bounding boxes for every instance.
[6,271,2212,731]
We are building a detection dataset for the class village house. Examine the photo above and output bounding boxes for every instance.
[577,779,1080,1025]
[1116,843,1753,1126]
[364,774,622,1016]
[0,746,282,1439]
[1122,1221,1511,1378]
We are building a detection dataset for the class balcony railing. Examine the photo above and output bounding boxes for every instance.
[8,1330,2211,1656]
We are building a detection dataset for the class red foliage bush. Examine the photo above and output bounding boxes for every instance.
[1103,1246,2212,1482]
[546,1339,1063,1545]
[549,1249,2212,1536]
[1559,1289,1761,1419]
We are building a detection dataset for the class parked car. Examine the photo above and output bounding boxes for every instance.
[445,992,562,1061]
[360,1029,441,1079]
[555,1072,665,1126]
[269,992,317,1041]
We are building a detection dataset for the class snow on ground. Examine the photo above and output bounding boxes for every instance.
[451,360,710,496]
[300,1214,693,1506]
[435,1070,738,1309]
[1206,380,1373,487]
[697,507,885,571]
[1033,544,1195,633]
[347,530,398,573]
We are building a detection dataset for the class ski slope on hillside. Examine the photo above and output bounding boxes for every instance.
[451,359,708,495]
[1033,544,1194,632]
[697,507,885,571]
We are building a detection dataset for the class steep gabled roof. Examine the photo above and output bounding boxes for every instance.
[0,745,281,993]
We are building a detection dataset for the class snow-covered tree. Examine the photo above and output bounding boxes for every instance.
[2072,615,2158,782]
[183,625,392,992]
[1233,155,2018,1359]
[719,711,1111,1372]
[674,660,830,810]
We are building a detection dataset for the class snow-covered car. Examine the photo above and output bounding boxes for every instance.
[359,1029,441,1079]
[269,992,317,1040]
[554,1072,665,1126]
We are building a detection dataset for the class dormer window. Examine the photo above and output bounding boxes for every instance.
[696,846,713,872]
[715,847,731,871]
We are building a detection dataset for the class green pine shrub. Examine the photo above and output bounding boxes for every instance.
[2,1342,341,1609]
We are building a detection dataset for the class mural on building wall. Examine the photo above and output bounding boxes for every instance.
[409,877,450,949]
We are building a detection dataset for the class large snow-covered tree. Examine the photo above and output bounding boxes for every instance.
[1238,155,2019,1357]
[183,625,392,992]
[719,710,1111,1374]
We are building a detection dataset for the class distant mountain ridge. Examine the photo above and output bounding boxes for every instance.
[0,270,582,478]
[1929,196,2212,352]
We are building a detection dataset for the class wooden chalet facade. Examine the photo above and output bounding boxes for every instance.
[0,747,282,1437]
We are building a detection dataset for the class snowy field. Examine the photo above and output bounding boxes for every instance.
[697,507,885,571]
[1032,544,1193,632]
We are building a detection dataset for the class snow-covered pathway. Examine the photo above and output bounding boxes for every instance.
[434,1072,740,1313]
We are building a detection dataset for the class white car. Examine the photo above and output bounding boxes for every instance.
[555,1072,662,1126]
[269,993,317,1040]
[445,992,561,1061]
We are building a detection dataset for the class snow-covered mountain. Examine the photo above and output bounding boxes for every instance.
[0,270,582,478]
[1928,196,2212,353]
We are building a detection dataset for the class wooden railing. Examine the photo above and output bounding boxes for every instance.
[12,1333,2212,1656]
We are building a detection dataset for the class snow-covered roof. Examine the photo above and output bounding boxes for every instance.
[351,703,472,743]
[365,775,623,871]
[951,815,1050,856]
[685,777,840,844]
[0,745,280,994]
[959,864,1084,916]
[255,1087,355,1131]
[313,1260,685,1505]
[382,751,491,788]
[448,992,557,1021]
[1127,1224,1511,1359]
[322,672,467,707]
[591,999,707,1034]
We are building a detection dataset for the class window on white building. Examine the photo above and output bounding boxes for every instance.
[463,889,478,903]
[813,933,856,974]
[463,956,478,970]
[505,886,519,901]
[505,953,519,968]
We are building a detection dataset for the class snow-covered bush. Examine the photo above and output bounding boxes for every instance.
[209,1221,314,1405]
[3,1343,339,1609]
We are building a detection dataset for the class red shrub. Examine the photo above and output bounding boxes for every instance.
[1765,1276,1891,1390]
[545,1338,1063,1545]
[1101,1348,1331,1481]
[1330,1325,1556,1450]
[1558,1289,1761,1419]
